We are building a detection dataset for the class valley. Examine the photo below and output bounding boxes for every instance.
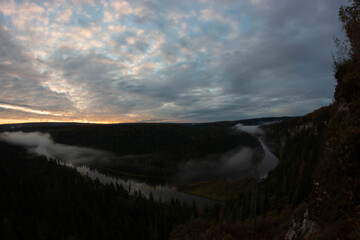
[0,119,281,206]
[0,1,359,239]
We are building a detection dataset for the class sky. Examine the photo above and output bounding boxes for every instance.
[0,0,348,124]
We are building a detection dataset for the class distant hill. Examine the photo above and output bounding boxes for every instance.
[0,122,83,131]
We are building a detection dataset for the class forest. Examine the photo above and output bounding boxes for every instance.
[0,141,208,240]
[1,122,261,179]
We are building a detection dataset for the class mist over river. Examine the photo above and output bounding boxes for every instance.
[0,128,278,205]
[0,131,217,206]
[234,123,279,177]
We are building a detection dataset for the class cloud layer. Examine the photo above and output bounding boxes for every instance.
[0,0,347,123]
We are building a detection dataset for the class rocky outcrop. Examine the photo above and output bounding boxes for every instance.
[285,209,317,240]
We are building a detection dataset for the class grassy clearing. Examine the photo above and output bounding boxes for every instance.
[178,177,254,201]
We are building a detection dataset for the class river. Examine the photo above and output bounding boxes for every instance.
[0,131,218,206]
[234,123,279,178]
[0,129,278,206]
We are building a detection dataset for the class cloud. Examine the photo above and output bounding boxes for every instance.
[56,7,73,23]
[0,0,349,123]
[0,103,62,116]
[0,24,76,122]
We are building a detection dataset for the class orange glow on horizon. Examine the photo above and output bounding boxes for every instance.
[0,118,193,125]
[0,119,128,125]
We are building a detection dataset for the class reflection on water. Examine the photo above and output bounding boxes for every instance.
[74,165,218,207]
[258,137,278,178]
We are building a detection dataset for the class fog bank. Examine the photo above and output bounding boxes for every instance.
[0,129,278,183]
[234,123,264,135]
[176,147,256,183]
[234,123,279,177]
[0,131,115,165]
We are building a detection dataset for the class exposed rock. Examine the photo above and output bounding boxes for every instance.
[337,101,349,112]
[285,209,317,240]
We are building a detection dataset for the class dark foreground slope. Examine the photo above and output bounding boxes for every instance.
[0,141,202,240]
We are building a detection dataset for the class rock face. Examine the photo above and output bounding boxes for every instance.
[285,209,317,240]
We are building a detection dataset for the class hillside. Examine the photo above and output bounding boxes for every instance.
[0,141,200,240]
[169,1,360,239]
